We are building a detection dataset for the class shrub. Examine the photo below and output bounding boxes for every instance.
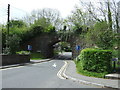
[78,48,112,73]
[16,51,30,55]
[75,60,108,78]
[2,47,11,55]
[30,52,45,60]
[3,34,21,54]
[47,25,56,33]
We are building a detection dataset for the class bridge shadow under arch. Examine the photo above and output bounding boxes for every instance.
[52,52,72,61]
[48,39,73,60]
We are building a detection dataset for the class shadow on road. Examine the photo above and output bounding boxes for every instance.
[52,52,72,61]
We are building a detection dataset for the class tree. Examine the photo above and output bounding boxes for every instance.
[78,0,119,31]
[3,34,21,54]
[112,0,119,33]
[24,8,62,30]
[86,21,114,49]
[67,0,119,49]
[9,20,27,28]
[106,1,112,30]
[67,5,96,34]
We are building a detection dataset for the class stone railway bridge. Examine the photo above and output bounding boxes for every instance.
[21,33,85,59]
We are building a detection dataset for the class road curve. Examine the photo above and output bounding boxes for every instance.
[2,59,100,88]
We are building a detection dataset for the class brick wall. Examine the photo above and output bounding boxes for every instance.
[21,33,83,59]
[1,54,30,66]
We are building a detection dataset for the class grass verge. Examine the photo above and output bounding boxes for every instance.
[30,52,45,60]
[74,60,108,78]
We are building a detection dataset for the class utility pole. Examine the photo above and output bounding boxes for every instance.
[5,4,10,49]
[7,4,10,35]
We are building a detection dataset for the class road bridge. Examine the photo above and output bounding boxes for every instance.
[21,33,86,59]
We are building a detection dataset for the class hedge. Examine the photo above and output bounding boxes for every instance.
[77,48,112,73]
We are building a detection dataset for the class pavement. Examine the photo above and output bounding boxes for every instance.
[105,74,120,80]
[63,61,120,89]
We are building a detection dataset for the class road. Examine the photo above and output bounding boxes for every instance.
[2,52,100,88]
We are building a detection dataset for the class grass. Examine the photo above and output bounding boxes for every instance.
[30,52,45,60]
[74,60,108,78]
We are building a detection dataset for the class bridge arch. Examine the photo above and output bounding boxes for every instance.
[21,33,84,59]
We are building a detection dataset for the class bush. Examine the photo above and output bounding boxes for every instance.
[3,34,21,54]
[21,25,43,43]
[16,51,30,55]
[75,60,108,78]
[78,48,112,73]
[30,52,45,60]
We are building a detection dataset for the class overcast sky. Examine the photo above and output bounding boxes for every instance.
[0,0,79,24]
[0,0,119,24]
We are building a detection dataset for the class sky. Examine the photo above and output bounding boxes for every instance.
[0,0,120,24]
[0,0,80,24]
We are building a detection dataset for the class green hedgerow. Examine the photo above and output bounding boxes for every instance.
[77,48,112,73]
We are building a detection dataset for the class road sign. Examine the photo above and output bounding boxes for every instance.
[28,45,32,51]
[76,45,80,51]
[112,58,118,61]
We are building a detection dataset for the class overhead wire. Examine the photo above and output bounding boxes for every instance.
[10,5,28,13]
[0,2,8,24]
[0,3,7,17]
[0,4,29,24]
[0,6,7,24]
[9,5,28,20]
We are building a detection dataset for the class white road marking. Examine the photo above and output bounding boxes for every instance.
[1,60,54,71]
[52,63,57,68]
[1,66,26,71]
[62,61,105,88]
[57,61,67,80]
